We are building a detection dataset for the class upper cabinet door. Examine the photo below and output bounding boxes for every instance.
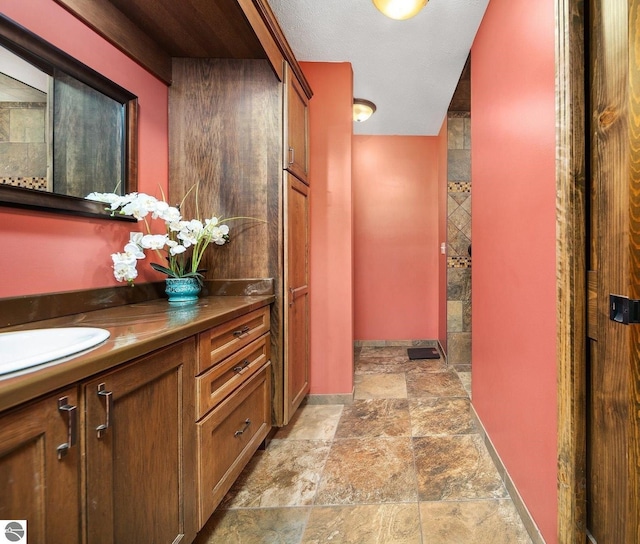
[284,62,309,183]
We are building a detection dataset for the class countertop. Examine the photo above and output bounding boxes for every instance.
[0,294,274,413]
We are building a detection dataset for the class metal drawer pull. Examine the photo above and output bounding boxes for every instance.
[96,383,113,438]
[233,360,251,373]
[234,418,251,437]
[233,325,251,338]
[57,396,78,460]
[289,147,295,165]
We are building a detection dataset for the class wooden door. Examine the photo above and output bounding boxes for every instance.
[284,62,309,183]
[284,172,309,423]
[84,340,197,544]
[0,388,80,544]
[587,0,640,541]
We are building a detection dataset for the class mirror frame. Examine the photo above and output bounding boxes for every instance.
[0,14,138,222]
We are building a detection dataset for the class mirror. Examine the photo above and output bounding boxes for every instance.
[0,14,138,221]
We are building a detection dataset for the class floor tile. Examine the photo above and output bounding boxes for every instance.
[413,435,508,501]
[419,500,533,543]
[301,504,422,544]
[335,399,411,438]
[194,507,310,544]
[275,404,344,440]
[409,397,477,436]
[220,439,332,508]
[354,373,407,399]
[315,438,417,505]
[358,346,410,358]
[205,342,538,544]
[406,370,467,398]
[356,355,447,374]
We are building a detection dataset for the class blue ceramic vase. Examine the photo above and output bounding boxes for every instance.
[165,277,201,304]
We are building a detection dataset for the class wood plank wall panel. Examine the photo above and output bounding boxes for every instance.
[627,2,640,542]
[588,0,639,541]
[169,58,285,424]
[555,0,587,541]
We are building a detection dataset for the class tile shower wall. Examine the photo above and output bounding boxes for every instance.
[0,101,48,190]
[447,113,471,364]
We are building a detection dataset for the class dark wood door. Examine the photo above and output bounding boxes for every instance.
[84,340,197,544]
[587,0,640,541]
[284,172,309,423]
[0,388,80,544]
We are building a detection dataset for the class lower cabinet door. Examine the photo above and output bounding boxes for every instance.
[0,388,80,544]
[84,339,197,544]
[197,362,272,528]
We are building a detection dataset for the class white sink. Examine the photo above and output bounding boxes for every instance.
[0,327,110,375]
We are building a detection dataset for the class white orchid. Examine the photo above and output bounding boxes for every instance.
[140,234,168,250]
[87,188,256,285]
[111,252,139,283]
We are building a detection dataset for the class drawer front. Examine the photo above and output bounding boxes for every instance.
[196,333,270,420]
[197,362,271,527]
[197,307,270,374]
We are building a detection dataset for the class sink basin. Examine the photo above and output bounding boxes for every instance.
[0,327,110,375]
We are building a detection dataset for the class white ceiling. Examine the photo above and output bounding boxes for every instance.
[268,0,490,136]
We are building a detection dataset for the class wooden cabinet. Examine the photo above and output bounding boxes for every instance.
[284,62,309,183]
[169,59,311,427]
[0,299,274,543]
[283,61,310,423]
[0,388,81,544]
[195,309,272,528]
[84,339,197,544]
[284,173,310,421]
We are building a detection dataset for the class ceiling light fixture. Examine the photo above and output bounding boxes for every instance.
[372,0,427,20]
[353,98,377,122]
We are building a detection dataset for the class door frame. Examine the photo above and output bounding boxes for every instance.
[556,0,587,542]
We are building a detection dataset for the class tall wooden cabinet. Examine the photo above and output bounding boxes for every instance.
[282,61,310,421]
[170,56,311,426]
[284,173,309,421]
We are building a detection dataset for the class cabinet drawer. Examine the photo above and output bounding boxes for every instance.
[197,307,270,374]
[196,333,270,420]
[197,362,271,527]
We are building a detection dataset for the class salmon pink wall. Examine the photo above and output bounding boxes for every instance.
[300,62,354,396]
[471,0,557,540]
[353,135,441,341]
[437,120,448,351]
[0,0,168,297]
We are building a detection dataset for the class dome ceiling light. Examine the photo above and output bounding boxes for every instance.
[372,0,428,20]
[353,99,377,122]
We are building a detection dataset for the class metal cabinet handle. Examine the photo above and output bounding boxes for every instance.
[57,396,77,460]
[233,325,251,338]
[234,418,251,437]
[233,360,251,373]
[289,147,295,165]
[96,383,113,438]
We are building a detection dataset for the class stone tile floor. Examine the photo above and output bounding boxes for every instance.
[194,346,532,544]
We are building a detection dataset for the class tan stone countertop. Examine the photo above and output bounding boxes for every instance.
[0,295,274,413]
